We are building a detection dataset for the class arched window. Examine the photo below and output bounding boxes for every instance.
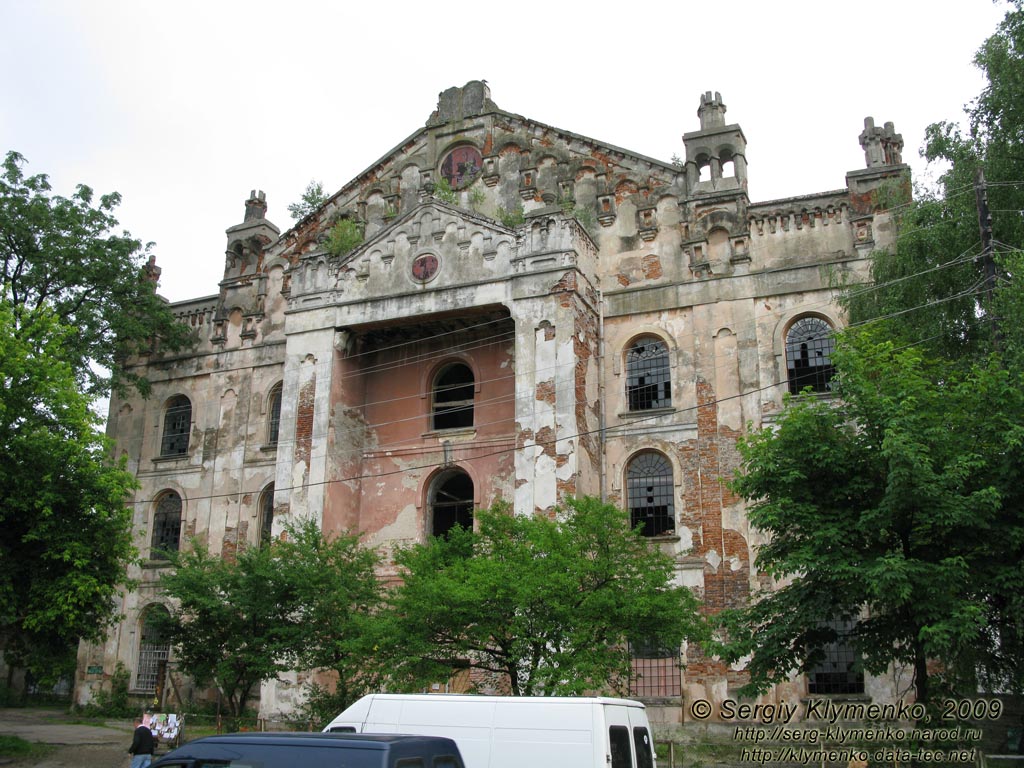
[160,395,191,456]
[786,316,835,394]
[626,452,675,537]
[720,149,736,178]
[259,483,275,546]
[626,337,671,411]
[697,155,712,183]
[808,618,865,694]
[429,470,474,538]
[135,605,171,694]
[151,491,182,559]
[432,363,474,431]
[267,383,283,446]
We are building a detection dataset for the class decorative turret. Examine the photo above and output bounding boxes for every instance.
[847,117,911,220]
[682,90,748,196]
[680,92,751,277]
[859,117,904,168]
[697,91,728,130]
[224,189,280,281]
[244,189,269,221]
[142,254,161,285]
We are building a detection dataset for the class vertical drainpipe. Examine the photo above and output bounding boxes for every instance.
[598,288,607,503]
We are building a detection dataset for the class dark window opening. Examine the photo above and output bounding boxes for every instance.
[633,728,655,768]
[259,484,275,546]
[609,726,632,768]
[808,619,865,695]
[151,491,182,559]
[629,637,681,699]
[267,383,282,446]
[627,452,675,537]
[136,606,171,694]
[431,471,474,538]
[626,338,671,411]
[433,363,474,430]
[161,395,192,456]
[786,317,835,394]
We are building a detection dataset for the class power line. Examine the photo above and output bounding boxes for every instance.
[124,279,995,510]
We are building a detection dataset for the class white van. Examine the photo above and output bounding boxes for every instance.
[323,694,657,768]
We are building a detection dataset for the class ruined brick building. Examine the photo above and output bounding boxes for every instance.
[75,81,909,723]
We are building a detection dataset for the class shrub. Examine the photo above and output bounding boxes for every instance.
[325,219,365,256]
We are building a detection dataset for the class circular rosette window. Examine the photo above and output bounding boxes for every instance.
[411,253,440,283]
[439,145,483,189]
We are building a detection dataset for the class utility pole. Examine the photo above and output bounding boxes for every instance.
[974,168,1000,347]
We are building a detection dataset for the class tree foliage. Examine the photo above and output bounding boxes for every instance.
[157,520,386,719]
[379,498,707,696]
[156,541,297,716]
[720,329,1024,702]
[0,304,137,684]
[272,519,386,722]
[845,2,1024,367]
[0,151,189,396]
[741,1,1024,704]
[287,179,328,221]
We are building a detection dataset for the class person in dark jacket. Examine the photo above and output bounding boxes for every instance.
[129,718,155,768]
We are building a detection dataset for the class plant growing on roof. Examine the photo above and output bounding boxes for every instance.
[325,218,365,257]
[433,176,457,205]
[497,202,525,228]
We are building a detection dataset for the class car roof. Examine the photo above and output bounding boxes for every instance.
[178,732,457,748]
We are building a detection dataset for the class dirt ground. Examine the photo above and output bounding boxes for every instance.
[0,707,138,768]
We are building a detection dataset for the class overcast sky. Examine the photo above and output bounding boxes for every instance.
[0,0,1008,304]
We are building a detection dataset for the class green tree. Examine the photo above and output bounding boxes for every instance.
[288,179,328,221]
[273,519,386,724]
[380,497,706,696]
[0,151,189,396]
[156,542,297,716]
[845,2,1024,367]
[719,330,1024,702]
[0,304,137,686]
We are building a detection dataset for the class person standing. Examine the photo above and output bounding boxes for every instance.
[128,717,155,768]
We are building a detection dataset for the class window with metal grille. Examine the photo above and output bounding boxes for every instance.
[626,452,675,536]
[259,483,274,546]
[267,383,282,446]
[626,338,671,411]
[430,470,473,538]
[135,606,171,694]
[808,618,864,695]
[432,363,474,430]
[151,491,182,560]
[160,395,192,456]
[786,317,835,394]
[629,639,682,699]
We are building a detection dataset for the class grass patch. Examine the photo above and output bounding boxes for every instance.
[0,734,57,761]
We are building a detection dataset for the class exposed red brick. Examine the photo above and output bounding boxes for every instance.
[535,379,556,405]
[295,378,316,468]
[535,426,557,458]
[641,253,663,280]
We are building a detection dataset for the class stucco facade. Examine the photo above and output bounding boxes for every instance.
[76,82,909,722]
